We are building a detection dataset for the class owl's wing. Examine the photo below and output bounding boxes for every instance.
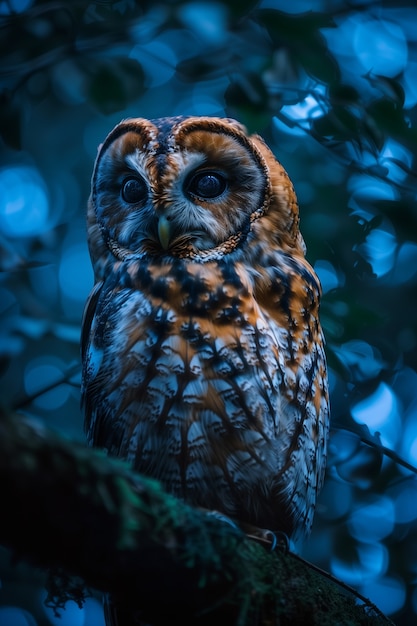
[80,281,105,433]
[81,281,103,364]
[253,254,330,536]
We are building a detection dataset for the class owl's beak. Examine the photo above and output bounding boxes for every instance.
[158,215,171,250]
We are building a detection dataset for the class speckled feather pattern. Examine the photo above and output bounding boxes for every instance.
[82,116,329,539]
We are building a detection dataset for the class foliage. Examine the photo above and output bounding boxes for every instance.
[0,0,416,624]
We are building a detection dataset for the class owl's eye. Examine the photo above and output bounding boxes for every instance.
[186,171,227,200]
[121,177,148,204]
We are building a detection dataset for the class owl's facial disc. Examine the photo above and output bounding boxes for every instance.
[92,123,269,259]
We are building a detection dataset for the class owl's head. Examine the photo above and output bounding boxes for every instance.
[88,116,305,276]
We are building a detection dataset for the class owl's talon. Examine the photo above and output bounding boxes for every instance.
[272,531,290,553]
[243,526,290,552]
[204,509,241,531]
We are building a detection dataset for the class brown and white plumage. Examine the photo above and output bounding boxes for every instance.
[82,116,329,543]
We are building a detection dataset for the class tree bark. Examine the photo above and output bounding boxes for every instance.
[0,409,394,625]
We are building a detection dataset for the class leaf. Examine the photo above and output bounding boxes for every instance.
[366,99,409,139]
[0,94,22,150]
[257,9,339,84]
[225,0,259,21]
[329,83,360,105]
[328,428,362,466]
[336,443,383,489]
[364,72,405,106]
[86,57,145,114]
[312,109,358,143]
[225,75,270,133]
[176,49,235,82]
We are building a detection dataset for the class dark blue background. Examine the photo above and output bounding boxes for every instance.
[1,0,417,624]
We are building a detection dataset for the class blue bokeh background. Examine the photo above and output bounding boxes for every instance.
[1,0,417,624]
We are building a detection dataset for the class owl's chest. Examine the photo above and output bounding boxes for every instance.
[93,259,286,421]
[95,288,284,470]
[104,256,262,336]
[84,261,296,498]
[106,273,279,380]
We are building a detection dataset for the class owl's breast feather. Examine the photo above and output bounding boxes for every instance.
[121,255,259,323]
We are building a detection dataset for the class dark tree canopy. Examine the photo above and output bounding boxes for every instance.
[0,1,416,625]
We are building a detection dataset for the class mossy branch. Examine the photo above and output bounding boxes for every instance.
[0,410,393,625]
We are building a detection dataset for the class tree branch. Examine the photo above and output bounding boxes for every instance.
[0,409,393,625]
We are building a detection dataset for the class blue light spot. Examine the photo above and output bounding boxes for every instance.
[391,367,417,465]
[0,607,37,626]
[333,339,384,383]
[174,93,226,117]
[323,12,413,106]
[353,18,408,77]
[42,600,85,626]
[361,576,406,616]
[380,139,413,184]
[259,0,322,12]
[393,484,417,524]
[351,382,401,449]
[349,175,398,212]
[172,74,228,118]
[40,592,106,626]
[322,14,364,76]
[403,58,417,108]
[330,555,364,587]
[130,38,176,87]
[314,260,344,294]
[331,542,388,586]
[24,357,70,410]
[355,228,397,278]
[391,242,417,285]
[179,2,228,44]
[59,243,93,303]
[0,0,33,14]
[275,84,328,136]
[319,476,353,521]
[282,93,326,121]
[29,263,59,307]
[273,115,306,137]
[348,497,395,542]
[357,542,388,578]
[0,166,49,238]
[405,433,417,467]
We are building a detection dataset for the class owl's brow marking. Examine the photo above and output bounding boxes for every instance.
[124,152,149,179]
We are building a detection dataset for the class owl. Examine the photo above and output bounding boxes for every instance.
[81,116,329,548]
